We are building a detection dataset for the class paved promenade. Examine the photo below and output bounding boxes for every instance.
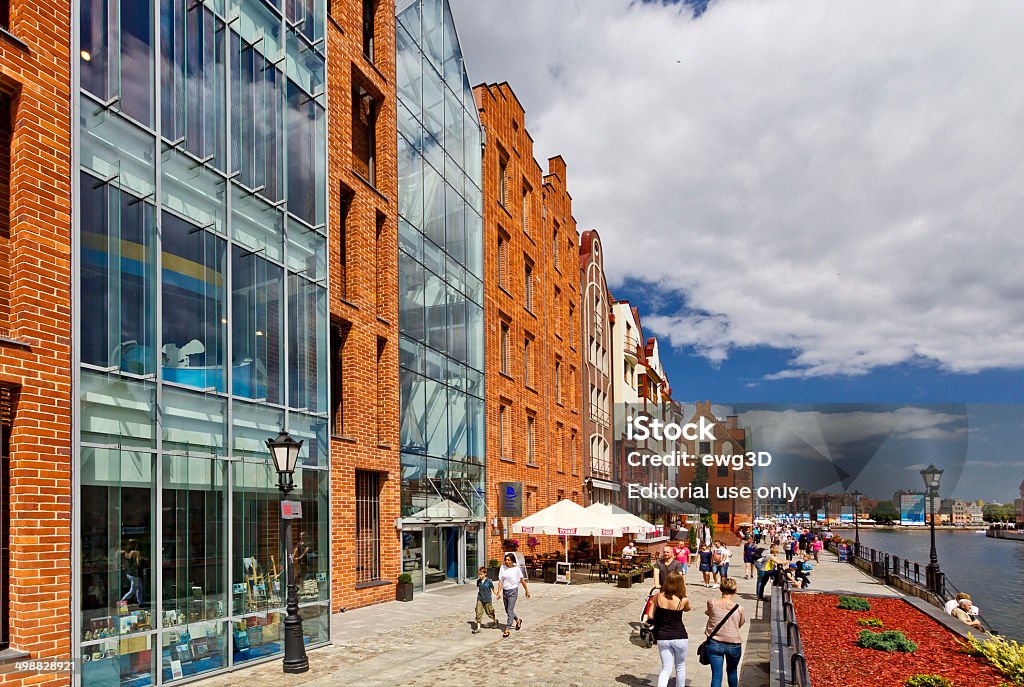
[204,548,893,687]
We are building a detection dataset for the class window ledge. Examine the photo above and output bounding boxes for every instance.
[376,443,392,450]
[0,335,31,350]
[0,648,30,663]
[0,28,29,52]
[352,171,389,203]
[332,435,358,444]
[339,297,359,310]
[526,462,540,469]
[355,579,392,590]
[499,457,515,464]
[376,316,391,326]
[499,371,514,381]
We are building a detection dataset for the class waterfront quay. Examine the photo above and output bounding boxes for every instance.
[199,549,900,687]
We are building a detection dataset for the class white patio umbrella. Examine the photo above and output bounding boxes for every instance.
[586,503,658,559]
[512,499,622,565]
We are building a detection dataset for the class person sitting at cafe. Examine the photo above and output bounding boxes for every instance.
[622,542,638,559]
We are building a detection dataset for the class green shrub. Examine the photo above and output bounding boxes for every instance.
[837,595,872,611]
[905,675,952,687]
[488,559,499,568]
[963,634,1024,685]
[858,618,884,628]
[857,630,918,652]
[397,573,413,584]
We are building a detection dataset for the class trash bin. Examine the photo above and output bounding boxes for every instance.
[872,560,886,577]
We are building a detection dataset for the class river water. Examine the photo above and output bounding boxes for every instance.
[842,528,1024,640]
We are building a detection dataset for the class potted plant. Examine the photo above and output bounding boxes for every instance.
[526,536,540,550]
[396,573,414,602]
[502,538,519,551]
[487,559,500,580]
[617,572,632,588]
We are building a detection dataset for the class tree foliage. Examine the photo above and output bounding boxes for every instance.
[871,500,900,524]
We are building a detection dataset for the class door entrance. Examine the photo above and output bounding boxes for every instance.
[424,526,463,586]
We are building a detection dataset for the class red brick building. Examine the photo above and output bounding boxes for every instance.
[475,82,582,557]
[676,401,754,544]
[0,0,73,681]
[327,0,401,610]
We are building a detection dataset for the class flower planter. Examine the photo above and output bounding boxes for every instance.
[487,567,500,581]
[544,569,557,584]
[617,576,632,589]
[396,582,414,602]
[790,593,1002,686]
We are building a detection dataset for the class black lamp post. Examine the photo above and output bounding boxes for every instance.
[267,429,309,673]
[851,490,862,559]
[919,463,944,595]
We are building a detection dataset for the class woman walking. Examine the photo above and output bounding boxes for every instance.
[675,541,691,575]
[812,535,823,563]
[705,578,746,687]
[653,571,691,687]
[120,540,144,607]
[698,543,714,587]
[498,553,530,638]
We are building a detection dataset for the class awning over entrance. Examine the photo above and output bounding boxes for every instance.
[403,499,479,524]
[585,477,621,492]
[645,495,708,514]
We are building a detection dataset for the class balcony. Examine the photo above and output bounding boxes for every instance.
[623,333,640,361]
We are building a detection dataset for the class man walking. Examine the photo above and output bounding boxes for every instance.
[654,545,683,587]
[498,553,530,638]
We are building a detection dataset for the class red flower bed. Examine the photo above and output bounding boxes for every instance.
[790,593,1003,687]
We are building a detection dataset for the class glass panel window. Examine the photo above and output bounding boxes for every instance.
[161,215,227,392]
[287,277,327,412]
[232,246,284,403]
[80,371,157,448]
[160,619,227,682]
[162,386,226,453]
[80,174,157,375]
[231,182,284,263]
[81,636,155,687]
[80,0,111,100]
[400,366,426,454]
[119,0,154,126]
[161,456,227,628]
[286,81,326,227]
[230,34,283,201]
[232,401,284,460]
[80,448,155,639]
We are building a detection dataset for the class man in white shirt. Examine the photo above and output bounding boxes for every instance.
[716,541,732,580]
[622,542,638,559]
[498,553,530,638]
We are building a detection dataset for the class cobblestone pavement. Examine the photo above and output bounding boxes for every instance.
[204,547,787,687]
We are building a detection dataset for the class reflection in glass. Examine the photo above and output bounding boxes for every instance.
[161,456,227,627]
[80,174,157,375]
[161,214,227,392]
[119,0,154,125]
[231,246,283,403]
[160,619,227,682]
[80,449,154,639]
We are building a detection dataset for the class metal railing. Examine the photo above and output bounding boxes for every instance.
[772,578,811,686]
[849,544,995,634]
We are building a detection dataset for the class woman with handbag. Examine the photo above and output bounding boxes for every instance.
[702,577,745,687]
[652,571,691,687]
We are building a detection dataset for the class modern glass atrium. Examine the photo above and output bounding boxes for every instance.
[76,0,329,683]
[395,0,486,590]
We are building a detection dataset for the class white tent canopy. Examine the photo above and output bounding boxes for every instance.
[405,499,473,521]
[512,499,622,537]
[586,503,658,535]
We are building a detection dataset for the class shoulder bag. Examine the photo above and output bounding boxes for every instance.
[697,603,740,665]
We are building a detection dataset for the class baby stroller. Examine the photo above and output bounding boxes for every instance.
[639,587,659,648]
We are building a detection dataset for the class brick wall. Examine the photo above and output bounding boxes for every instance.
[0,0,73,683]
[475,83,583,559]
[326,0,401,611]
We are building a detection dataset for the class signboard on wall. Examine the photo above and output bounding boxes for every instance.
[499,482,523,517]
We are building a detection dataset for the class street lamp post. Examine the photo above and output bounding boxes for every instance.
[852,490,862,559]
[267,429,309,674]
[919,463,944,595]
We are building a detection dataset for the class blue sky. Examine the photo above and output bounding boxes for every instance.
[450,0,1024,502]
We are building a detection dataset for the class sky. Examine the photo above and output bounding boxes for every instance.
[447,0,1024,501]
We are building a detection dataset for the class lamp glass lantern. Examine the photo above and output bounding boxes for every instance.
[920,463,943,493]
[267,430,303,488]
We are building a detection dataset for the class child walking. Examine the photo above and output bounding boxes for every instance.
[473,567,497,633]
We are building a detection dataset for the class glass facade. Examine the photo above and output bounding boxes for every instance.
[396,0,485,589]
[76,0,329,684]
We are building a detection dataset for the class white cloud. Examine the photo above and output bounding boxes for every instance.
[450,0,1024,379]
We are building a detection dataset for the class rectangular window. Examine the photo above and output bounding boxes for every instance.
[570,430,578,475]
[0,385,11,650]
[376,337,386,443]
[231,33,284,200]
[499,404,508,460]
[527,415,536,465]
[568,303,575,348]
[498,149,509,207]
[497,233,507,290]
[554,360,562,402]
[553,287,561,338]
[355,470,381,582]
[553,228,559,268]
[375,211,386,317]
[524,262,534,312]
[521,184,530,233]
[330,322,349,435]
[338,186,354,300]
[523,337,532,387]
[717,466,729,478]
[699,441,712,455]
[500,322,510,374]
[718,512,731,525]
[353,84,378,186]
[362,0,378,62]
[0,93,11,328]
